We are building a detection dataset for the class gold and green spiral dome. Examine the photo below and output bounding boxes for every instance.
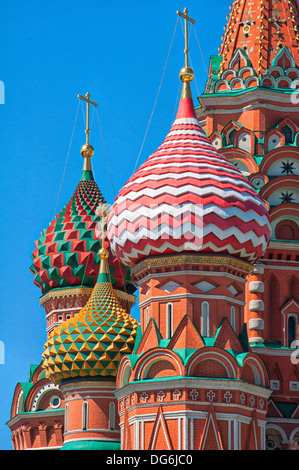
[42,249,138,384]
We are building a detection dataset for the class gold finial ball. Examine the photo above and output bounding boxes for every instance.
[179,66,195,82]
[98,247,109,259]
[81,144,94,158]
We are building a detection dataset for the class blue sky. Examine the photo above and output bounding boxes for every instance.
[0,0,229,449]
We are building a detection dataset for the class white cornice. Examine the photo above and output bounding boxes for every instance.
[25,446,62,450]
[124,407,267,424]
[60,381,116,393]
[6,409,65,428]
[267,241,299,250]
[198,102,299,116]
[64,429,120,436]
[262,264,299,270]
[199,87,298,109]
[136,270,247,286]
[61,436,120,442]
[250,347,293,357]
[138,293,246,308]
[45,307,81,319]
[115,377,272,401]
[266,417,299,424]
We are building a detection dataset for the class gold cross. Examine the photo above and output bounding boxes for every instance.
[177,7,195,68]
[77,92,98,146]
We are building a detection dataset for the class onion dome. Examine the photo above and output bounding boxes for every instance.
[108,78,271,267]
[30,175,131,293]
[30,93,132,294]
[42,244,138,384]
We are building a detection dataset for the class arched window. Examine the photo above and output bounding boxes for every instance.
[82,401,88,431]
[288,315,297,347]
[227,128,237,146]
[109,402,116,431]
[231,306,236,331]
[16,390,24,414]
[201,302,210,337]
[281,125,293,145]
[122,365,131,386]
[166,303,173,339]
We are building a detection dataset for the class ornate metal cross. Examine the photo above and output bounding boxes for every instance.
[177,7,195,68]
[77,92,98,146]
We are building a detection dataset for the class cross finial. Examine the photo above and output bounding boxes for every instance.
[77,92,98,171]
[78,92,98,146]
[177,7,195,68]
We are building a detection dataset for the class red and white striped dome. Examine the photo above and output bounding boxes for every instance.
[107,84,271,267]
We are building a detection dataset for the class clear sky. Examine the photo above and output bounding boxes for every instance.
[0,0,230,449]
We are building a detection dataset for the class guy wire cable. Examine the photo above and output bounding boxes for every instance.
[52,99,80,220]
[133,15,179,173]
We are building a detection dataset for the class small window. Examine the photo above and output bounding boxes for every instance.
[231,306,236,331]
[166,303,173,339]
[288,315,297,348]
[145,307,149,327]
[270,380,280,391]
[82,401,88,431]
[201,302,210,337]
[109,402,116,431]
[290,381,299,391]
[281,125,293,145]
[227,129,237,146]
[49,395,61,409]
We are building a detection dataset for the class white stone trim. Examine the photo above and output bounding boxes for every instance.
[115,378,272,402]
[249,281,264,293]
[136,269,247,285]
[139,292,246,308]
[249,318,265,331]
[249,300,264,312]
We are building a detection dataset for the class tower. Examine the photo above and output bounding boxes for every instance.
[7,93,136,450]
[42,209,138,449]
[30,93,135,336]
[107,8,272,451]
[198,0,299,450]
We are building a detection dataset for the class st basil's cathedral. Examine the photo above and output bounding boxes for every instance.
[6,0,299,451]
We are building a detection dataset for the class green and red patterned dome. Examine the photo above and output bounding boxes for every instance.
[30,165,132,294]
[42,253,138,383]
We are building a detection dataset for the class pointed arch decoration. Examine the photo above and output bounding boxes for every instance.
[272,46,296,70]
[229,48,253,71]
[199,404,224,450]
[245,410,259,450]
[222,120,242,145]
[148,406,173,451]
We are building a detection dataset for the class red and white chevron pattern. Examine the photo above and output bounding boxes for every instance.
[108,95,271,267]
